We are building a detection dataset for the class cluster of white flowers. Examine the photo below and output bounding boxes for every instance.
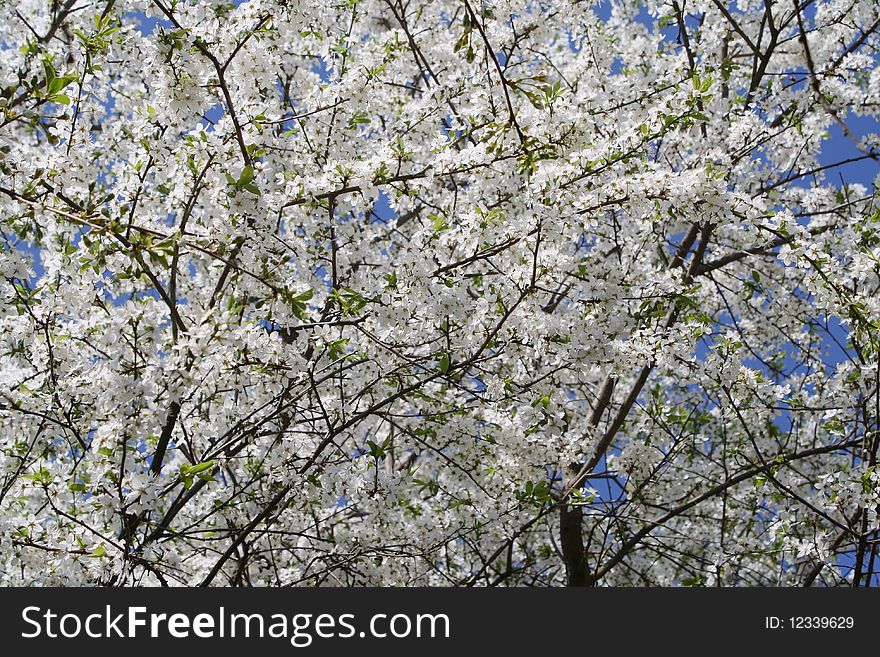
[0,0,878,587]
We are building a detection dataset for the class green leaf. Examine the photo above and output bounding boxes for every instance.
[188,460,215,475]
[430,214,449,232]
[861,466,875,493]
[24,467,52,484]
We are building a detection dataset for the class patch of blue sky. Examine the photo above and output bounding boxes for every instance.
[312,263,334,294]
[609,55,624,75]
[804,313,853,368]
[573,232,595,254]
[2,234,45,283]
[817,112,880,188]
[664,228,688,257]
[835,549,880,587]
[693,333,712,361]
[312,57,333,83]
[633,4,658,31]
[591,1,613,23]
[468,376,488,394]
[270,78,305,133]
[369,190,397,224]
[782,287,852,369]
[441,112,466,142]
[565,30,584,54]
[706,300,847,377]
[587,451,627,507]
[123,11,171,36]
[437,8,457,29]
[202,102,225,127]
[562,1,652,52]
